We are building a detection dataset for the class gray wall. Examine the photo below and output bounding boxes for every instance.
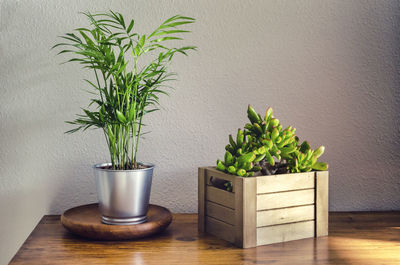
[1,0,400,263]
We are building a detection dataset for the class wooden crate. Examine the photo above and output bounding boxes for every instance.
[198,167,329,248]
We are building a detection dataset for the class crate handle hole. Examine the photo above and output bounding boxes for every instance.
[209,176,233,192]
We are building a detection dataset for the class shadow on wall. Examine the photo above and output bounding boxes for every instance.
[0,190,47,264]
[46,158,98,214]
[322,1,400,211]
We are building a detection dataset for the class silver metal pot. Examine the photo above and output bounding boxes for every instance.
[93,162,154,225]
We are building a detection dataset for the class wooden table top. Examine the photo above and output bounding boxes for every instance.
[10,212,400,265]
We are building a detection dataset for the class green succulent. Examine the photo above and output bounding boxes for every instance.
[216,128,260,177]
[286,140,328,173]
[216,105,328,180]
[244,105,297,168]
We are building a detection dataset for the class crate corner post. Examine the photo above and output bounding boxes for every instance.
[198,167,207,232]
[235,177,257,248]
[315,171,329,237]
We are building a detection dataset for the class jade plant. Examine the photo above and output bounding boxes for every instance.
[216,105,328,185]
[53,11,196,169]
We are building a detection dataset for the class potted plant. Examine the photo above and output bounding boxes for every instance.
[53,11,196,225]
[198,105,329,247]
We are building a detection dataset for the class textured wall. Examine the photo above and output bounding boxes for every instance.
[1,0,400,263]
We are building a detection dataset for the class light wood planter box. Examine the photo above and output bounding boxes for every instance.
[198,167,329,248]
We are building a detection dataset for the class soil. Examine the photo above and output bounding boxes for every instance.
[100,164,150,170]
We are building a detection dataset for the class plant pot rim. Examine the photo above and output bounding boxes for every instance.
[93,162,155,172]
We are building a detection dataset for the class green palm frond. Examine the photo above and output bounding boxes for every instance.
[53,11,196,169]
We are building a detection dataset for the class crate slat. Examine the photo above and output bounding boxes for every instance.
[206,216,235,243]
[257,205,315,227]
[257,189,315,211]
[206,185,235,209]
[256,172,315,194]
[206,201,235,225]
[257,220,315,245]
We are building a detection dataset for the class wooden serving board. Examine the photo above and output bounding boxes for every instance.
[61,203,172,240]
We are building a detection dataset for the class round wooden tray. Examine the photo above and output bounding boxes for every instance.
[61,203,172,240]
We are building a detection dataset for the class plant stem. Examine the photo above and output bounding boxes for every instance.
[134,93,147,164]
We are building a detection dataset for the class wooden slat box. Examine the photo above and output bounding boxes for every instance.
[198,167,329,248]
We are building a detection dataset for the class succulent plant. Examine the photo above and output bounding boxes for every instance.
[216,105,328,180]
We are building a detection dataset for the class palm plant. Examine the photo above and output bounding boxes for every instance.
[53,11,196,169]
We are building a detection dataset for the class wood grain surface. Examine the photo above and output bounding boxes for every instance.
[61,204,172,240]
[10,212,400,265]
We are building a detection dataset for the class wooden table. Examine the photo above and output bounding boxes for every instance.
[10,212,400,265]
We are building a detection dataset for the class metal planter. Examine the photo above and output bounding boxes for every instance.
[94,163,154,225]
